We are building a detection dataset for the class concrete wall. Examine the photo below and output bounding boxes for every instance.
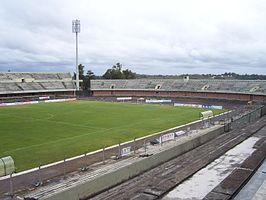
[91,90,266,102]
[43,125,226,200]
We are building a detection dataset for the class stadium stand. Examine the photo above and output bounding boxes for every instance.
[0,72,75,101]
[90,79,266,102]
[91,79,266,93]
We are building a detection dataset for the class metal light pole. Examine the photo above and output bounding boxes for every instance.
[72,19,80,91]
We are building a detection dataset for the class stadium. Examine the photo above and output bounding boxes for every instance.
[0,71,266,200]
[2,0,266,199]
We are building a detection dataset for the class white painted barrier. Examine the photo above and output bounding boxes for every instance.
[175,130,186,136]
[0,101,39,107]
[174,103,223,109]
[0,98,76,107]
[146,99,172,103]
[44,98,76,103]
[39,96,50,100]
[117,97,132,101]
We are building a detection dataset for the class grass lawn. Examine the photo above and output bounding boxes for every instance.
[0,100,225,172]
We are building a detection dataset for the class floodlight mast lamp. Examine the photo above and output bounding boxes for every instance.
[72,19,80,91]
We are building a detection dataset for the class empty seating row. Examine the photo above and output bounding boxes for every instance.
[16,82,44,91]
[0,72,75,94]
[0,72,73,81]
[40,82,65,90]
[0,83,21,92]
[91,79,266,94]
[0,82,75,93]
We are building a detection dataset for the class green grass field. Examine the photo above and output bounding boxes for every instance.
[0,100,225,172]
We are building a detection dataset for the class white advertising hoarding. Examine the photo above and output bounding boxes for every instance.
[121,146,131,156]
[146,99,172,103]
[117,97,132,101]
[174,103,223,109]
[160,132,175,143]
[39,96,50,100]
[175,130,186,137]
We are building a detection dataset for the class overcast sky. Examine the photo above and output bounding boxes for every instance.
[0,0,266,75]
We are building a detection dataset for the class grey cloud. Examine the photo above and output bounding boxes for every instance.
[0,0,266,75]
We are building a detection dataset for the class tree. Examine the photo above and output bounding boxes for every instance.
[73,64,85,80]
[83,70,95,90]
[78,64,85,80]
[122,69,136,79]
[103,63,124,79]
[102,63,136,79]
[73,64,96,90]
[86,70,95,79]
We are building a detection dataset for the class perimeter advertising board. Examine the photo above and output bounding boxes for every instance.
[174,103,222,109]
[160,132,175,143]
[121,146,131,157]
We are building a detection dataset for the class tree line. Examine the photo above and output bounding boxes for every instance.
[136,72,266,80]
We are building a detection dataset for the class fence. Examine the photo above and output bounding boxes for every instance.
[230,105,264,130]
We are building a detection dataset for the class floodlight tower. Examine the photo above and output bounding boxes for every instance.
[72,19,80,91]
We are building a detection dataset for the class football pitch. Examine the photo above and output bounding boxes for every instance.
[0,100,225,172]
